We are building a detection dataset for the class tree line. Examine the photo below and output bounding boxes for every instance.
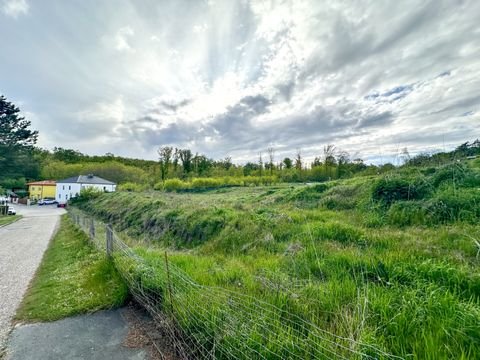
[1,94,479,193]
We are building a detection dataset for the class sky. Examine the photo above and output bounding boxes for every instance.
[0,0,479,164]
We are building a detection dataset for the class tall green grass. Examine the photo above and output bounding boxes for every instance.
[16,215,128,321]
[74,162,480,359]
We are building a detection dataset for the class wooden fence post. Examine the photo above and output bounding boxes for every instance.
[106,224,113,257]
[89,218,95,240]
[164,251,174,314]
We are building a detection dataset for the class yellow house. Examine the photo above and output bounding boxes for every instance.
[27,181,56,200]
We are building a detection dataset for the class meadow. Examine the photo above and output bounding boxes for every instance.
[74,159,480,359]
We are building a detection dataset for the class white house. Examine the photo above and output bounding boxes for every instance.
[56,174,116,204]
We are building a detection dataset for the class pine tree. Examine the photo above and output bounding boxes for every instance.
[0,95,39,180]
[0,95,38,148]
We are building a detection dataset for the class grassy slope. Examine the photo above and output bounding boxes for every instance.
[75,160,480,359]
[16,215,128,322]
[0,215,21,227]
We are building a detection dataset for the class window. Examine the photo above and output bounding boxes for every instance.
[59,194,61,199]
[69,185,71,190]
[63,185,65,190]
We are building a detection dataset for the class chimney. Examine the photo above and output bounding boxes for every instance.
[87,174,94,178]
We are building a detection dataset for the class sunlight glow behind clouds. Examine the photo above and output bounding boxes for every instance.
[0,0,479,163]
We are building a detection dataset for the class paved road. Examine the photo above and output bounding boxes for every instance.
[7,309,148,360]
[0,204,65,350]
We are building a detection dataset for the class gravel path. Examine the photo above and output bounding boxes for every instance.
[0,205,65,350]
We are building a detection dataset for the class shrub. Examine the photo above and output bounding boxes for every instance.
[117,182,147,192]
[431,163,467,188]
[372,176,430,205]
[191,178,223,189]
[70,187,104,203]
[426,189,480,224]
[164,179,190,192]
[153,182,164,191]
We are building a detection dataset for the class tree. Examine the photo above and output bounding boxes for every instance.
[336,150,350,178]
[243,162,259,176]
[0,95,38,148]
[258,152,263,177]
[178,149,193,175]
[0,95,39,180]
[222,156,233,171]
[283,157,293,169]
[267,147,275,175]
[157,146,173,182]
[323,144,336,178]
[295,149,302,170]
[52,147,83,163]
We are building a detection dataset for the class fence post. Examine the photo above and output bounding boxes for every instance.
[89,218,95,240]
[106,224,113,257]
[164,251,174,314]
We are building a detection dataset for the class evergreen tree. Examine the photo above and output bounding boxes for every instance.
[0,95,39,181]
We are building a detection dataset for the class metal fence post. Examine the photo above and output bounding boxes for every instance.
[106,223,113,257]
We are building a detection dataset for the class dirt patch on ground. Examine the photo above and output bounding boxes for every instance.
[122,303,178,360]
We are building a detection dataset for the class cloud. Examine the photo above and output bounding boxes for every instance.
[114,26,135,52]
[2,0,28,18]
[1,0,480,163]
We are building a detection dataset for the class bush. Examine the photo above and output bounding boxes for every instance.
[163,179,190,192]
[117,182,147,192]
[426,189,480,224]
[153,182,164,191]
[70,187,104,203]
[372,176,430,205]
[191,178,223,189]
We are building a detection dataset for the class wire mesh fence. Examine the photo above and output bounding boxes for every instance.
[69,208,403,360]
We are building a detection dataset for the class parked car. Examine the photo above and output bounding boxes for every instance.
[57,203,67,208]
[7,206,16,215]
[38,198,57,205]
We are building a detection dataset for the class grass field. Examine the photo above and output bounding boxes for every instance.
[16,215,128,322]
[75,160,480,359]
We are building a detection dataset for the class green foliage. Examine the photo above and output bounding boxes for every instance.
[426,188,480,224]
[386,201,427,226]
[0,95,40,181]
[372,175,430,204]
[70,187,104,204]
[73,173,480,358]
[191,177,224,189]
[163,178,190,192]
[320,183,366,210]
[41,160,148,184]
[117,182,149,192]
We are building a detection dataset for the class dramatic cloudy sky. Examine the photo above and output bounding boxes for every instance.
[1,0,479,164]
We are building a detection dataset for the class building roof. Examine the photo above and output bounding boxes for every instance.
[56,174,116,185]
[27,180,56,186]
